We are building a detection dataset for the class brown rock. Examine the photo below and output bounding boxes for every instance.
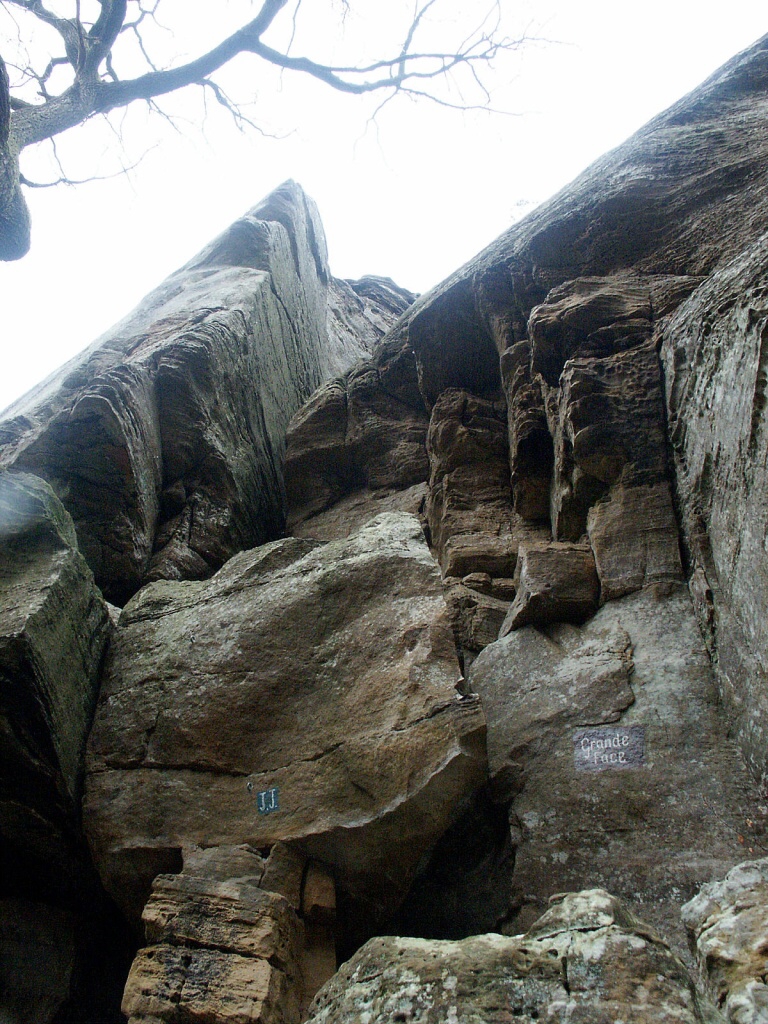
[501,338,553,523]
[548,337,672,542]
[443,579,511,654]
[291,483,428,543]
[500,540,599,631]
[587,482,683,601]
[84,513,486,929]
[122,944,298,1024]
[425,389,516,577]
[143,876,302,973]
[306,890,717,1024]
[285,350,429,533]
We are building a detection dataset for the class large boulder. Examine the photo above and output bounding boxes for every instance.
[306,889,720,1024]
[0,182,412,605]
[84,512,486,932]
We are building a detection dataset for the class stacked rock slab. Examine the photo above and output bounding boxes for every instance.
[84,513,486,941]
[0,181,412,606]
[305,890,721,1024]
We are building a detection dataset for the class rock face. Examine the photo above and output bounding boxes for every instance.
[306,889,720,1024]
[84,512,486,934]
[6,33,768,1024]
[0,182,411,605]
[683,857,768,1023]
[660,233,768,792]
[122,849,305,1024]
[469,585,757,950]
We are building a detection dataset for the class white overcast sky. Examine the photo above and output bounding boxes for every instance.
[1,1,766,412]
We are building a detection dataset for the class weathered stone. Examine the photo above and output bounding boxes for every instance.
[548,338,673,542]
[0,471,111,903]
[306,889,719,1024]
[470,585,759,952]
[587,482,683,601]
[683,857,768,1023]
[500,338,554,523]
[501,540,599,631]
[259,842,307,913]
[122,944,297,1024]
[661,233,768,791]
[443,578,511,655]
[425,389,516,578]
[84,512,486,929]
[181,843,265,884]
[0,183,405,604]
[143,875,302,973]
[327,276,415,357]
[291,483,427,543]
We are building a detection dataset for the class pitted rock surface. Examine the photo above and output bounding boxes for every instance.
[683,857,768,1023]
[305,890,721,1024]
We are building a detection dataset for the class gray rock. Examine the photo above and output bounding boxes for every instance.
[306,889,721,1024]
[0,471,111,898]
[683,857,768,1023]
[660,232,768,792]
[469,585,759,953]
[0,183,405,605]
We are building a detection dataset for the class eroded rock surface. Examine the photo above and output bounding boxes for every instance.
[84,512,486,932]
[0,471,130,1023]
[683,857,768,1023]
[306,889,720,1024]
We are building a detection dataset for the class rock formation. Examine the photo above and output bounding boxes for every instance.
[306,890,720,1024]
[0,182,413,606]
[3,31,768,1024]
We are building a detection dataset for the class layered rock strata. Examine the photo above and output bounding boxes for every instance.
[0,182,412,605]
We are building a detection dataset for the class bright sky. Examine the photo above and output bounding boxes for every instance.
[1,1,766,412]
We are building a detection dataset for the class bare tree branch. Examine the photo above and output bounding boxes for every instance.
[0,0,528,259]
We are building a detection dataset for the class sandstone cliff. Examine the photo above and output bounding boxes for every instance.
[3,33,768,1024]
